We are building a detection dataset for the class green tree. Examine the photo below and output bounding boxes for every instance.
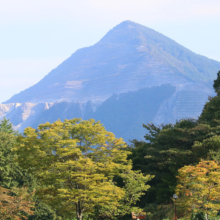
[0,132,29,189]
[91,170,152,220]
[0,124,58,220]
[14,118,153,220]
[129,119,200,204]
[213,71,220,93]
[0,117,16,134]
[199,71,220,126]
[125,71,220,219]
[128,119,220,219]
[28,200,60,220]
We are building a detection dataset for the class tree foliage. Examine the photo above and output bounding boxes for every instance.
[0,117,16,134]
[0,120,59,220]
[213,71,220,94]
[0,186,35,219]
[14,118,153,220]
[129,119,204,204]
[0,131,34,189]
[176,160,220,219]
[199,71,220,126]
[92,170,152,220]
[129,119,220,219]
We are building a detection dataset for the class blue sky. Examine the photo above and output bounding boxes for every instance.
[1,0,220,103]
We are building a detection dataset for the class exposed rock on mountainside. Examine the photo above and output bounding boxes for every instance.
[0,103,53,131]
[1,21,219,141]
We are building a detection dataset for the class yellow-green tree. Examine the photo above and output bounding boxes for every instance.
[175,160,220,219]
[14,118,153,220]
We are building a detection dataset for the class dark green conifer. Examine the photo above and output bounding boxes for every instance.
[213,71,220,93]
[199,71,220,125]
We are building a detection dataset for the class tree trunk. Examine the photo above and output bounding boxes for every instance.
[76,201,83,220]
[77,213,83,220]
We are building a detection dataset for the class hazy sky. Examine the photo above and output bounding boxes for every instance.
[1,0,220,103]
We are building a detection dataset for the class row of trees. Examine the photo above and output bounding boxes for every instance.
[1,71,220,219]
[128,71,220,219]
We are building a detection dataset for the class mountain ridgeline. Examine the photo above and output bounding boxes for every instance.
[1,21,220,141]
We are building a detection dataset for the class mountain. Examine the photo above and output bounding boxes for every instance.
[4,20,219,104]
[1,21,220,141]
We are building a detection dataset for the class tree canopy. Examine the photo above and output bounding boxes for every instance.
[0,131,32,189]
[14,118,153,220]
[0,120,59,220]
[127,71,220,219]
[213,71,220,94]
[199,71,220,126]
[176,160,220,220]
[0,117,16,134]
[0,186,35,220]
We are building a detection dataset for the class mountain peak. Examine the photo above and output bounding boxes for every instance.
[98,20,161,45]
[114,20,140,28]
[4,21,220,104]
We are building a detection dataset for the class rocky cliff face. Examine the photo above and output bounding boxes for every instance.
[0,103,54,131]
[1,21,219,141]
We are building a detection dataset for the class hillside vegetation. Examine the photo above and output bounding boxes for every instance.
[1,72,220,219]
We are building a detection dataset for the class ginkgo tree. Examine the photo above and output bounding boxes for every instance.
[175,160,220,220]
[14,118,153,220]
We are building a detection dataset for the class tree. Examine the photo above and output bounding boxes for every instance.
[127,71,220,219]
[128,119,220,219]
[129,119,202,205]
[28,200,59,220]
[0,117,16,134]
[0,131,29,189]
[0,124,58,220]
[213,71,220,94]
[199,71,220,126]
[91,170,152,219]
[175,160,220,220]
[14,118,153,220]
[0,186,35,219]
